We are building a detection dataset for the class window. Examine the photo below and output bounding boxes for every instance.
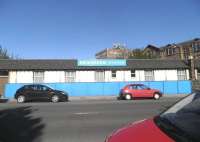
[33,72,44,83]
[167,48,172,55]
[131,70,136,78]
[137,85,149,90]
[197,69,200,80]
[129,85,137,90]
[95,71,105,82]
[193,43,200,52]
[0,71,8,76]
[111,70,116,78]
[65,71,76,82]
[177,69,187,80]
[144,70,154,81]
[28,85,37,90]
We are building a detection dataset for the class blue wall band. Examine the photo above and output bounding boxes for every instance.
[4,81,192,98]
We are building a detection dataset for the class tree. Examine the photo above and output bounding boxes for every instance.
[128,48,151,59]
[0,45,11,59]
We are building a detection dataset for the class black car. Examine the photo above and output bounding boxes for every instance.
[15,84,69,103]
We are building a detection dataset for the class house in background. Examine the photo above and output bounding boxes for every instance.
[95,38,200,60]
[143,45,160,59]
[95,44,131,59]
[160,38,200,60]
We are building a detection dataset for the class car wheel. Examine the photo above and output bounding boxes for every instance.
[17,95,25,103]
[125,94,132,100]
[154,93,160,100]
[51,95,59,103]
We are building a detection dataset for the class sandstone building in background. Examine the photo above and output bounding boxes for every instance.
[160,38,200,60]
[95,38,200,60]
[95,44,131,59]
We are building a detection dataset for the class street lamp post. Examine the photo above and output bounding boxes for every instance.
[189,47,196,80]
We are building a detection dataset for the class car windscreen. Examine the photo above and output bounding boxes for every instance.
[157,92,200,142]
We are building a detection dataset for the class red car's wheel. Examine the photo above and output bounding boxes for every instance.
[125,94,132,100]
[154,93,160,100]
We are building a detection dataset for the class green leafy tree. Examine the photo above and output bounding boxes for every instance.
[128,48,150,59]
[128,48,159,59]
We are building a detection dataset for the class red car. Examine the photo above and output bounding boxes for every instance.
[105,91,200,142]
[119,84,162,100]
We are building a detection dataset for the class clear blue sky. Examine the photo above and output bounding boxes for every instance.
[0,0,200,59]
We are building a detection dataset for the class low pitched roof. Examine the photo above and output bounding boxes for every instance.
[0,59,77,70]
[143,45,160,52]
[0,59,197,70]
[127,59,189,69]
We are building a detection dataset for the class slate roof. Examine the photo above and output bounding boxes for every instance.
[0,59,77,70]
[127,59,189,69]
[0,59,198,70]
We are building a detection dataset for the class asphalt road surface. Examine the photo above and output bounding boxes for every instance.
[0,97,182,142]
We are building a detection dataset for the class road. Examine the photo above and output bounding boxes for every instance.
[0,97,182,142]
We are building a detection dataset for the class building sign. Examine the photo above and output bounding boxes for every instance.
[78,59,127,66]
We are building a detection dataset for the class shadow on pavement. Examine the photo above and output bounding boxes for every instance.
[0,106,45,142]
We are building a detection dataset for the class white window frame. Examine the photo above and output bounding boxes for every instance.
[177,69,187,80]
[95,71,105,82]
[65,71,76,82]
[144,70,154,81]
[33,71,44,83]
[131,70,136,78]
[197,69,200,80]
[111,70,116,78]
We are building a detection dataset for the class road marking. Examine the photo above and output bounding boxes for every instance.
[74,112,99,115]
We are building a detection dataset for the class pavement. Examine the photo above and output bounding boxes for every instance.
[0,97,183,142]
[6,94,187,103]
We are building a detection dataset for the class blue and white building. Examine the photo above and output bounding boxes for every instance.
[0,59,199,97]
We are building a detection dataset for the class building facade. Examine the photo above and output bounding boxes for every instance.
[160,38,200,60]
[0,59,199,84]
[1,59,199,97]
[142,45,160,58]
[95,44,131,59]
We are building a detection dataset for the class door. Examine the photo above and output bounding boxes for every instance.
[40,85,51,100]
[136,85,152,97]
[36,85,50,101]
[129,85,141,98]
[0,76,8,97]
[28,85,44,101]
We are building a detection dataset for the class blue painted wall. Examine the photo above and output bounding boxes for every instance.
[4,81,192,98]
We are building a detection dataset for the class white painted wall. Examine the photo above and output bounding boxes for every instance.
[76,71,95,82]
[154,70,166,81]
[44,71,65,83]
[154,70,178,81]
[9,71,17,83]
[8,69,191,83]
[186,69,190,80]
[104,70,145,82]
[10,71,33,83]
[166,70,178,80]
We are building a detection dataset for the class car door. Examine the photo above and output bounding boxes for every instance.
[129,85,140,98]
[21,85,33,100]
[137,85,152,97]
[27,85,40,101]
[40,85,51,100]
[36,85,50,101]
